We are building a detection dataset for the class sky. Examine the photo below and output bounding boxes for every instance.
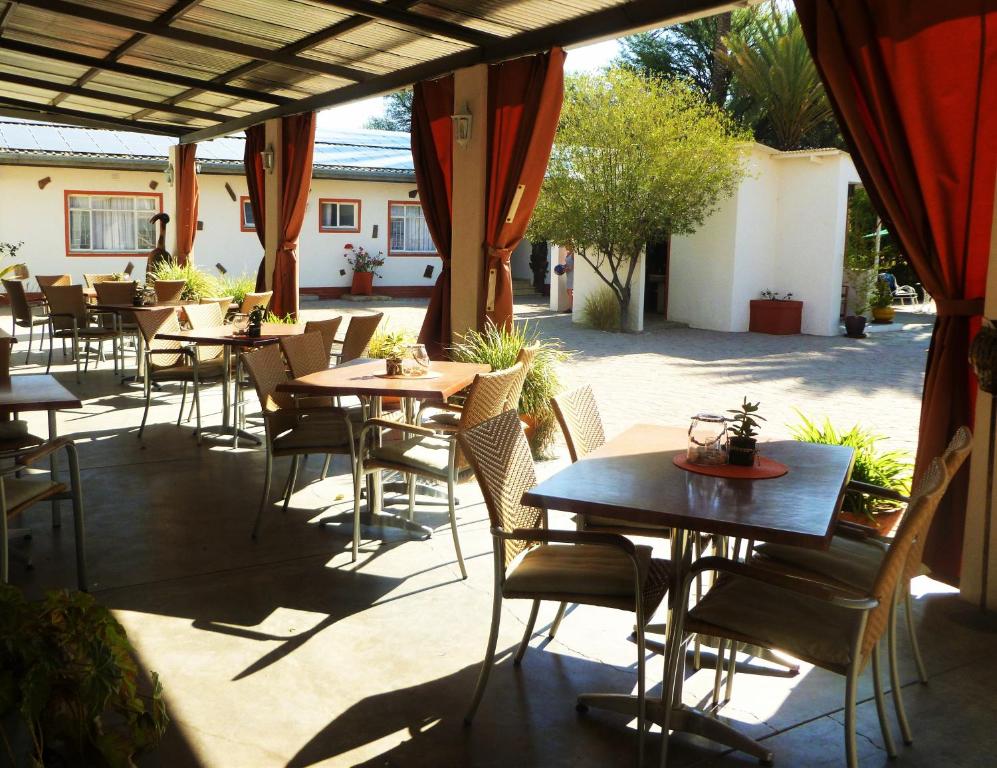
[315,39,622,132]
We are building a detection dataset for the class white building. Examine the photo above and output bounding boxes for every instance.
[0,119,442,297]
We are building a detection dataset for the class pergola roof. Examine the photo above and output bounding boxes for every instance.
[0,0,738,143]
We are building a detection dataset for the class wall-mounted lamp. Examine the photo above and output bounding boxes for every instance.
[164,163,175,185]
[194,161,203,174]
[261,145,276,174]
[451,104,472,148]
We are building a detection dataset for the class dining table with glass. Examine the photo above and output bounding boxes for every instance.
[522,423,855,765]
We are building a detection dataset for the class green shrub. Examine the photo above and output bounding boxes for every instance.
[789,411,913,520]
[450,320,570,458]
[582,287,621,331]
[263,311,296,324]
[218,273,256,305]
[367,327,416,359]
[147,258,220,301]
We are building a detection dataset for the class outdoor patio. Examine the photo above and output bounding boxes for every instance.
[5,300,994,768]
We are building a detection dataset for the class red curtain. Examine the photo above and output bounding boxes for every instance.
[272,112,316,319]
[174,143,198,266]
[413,76,454,360]
[796,1,997,584]
[484,47,566,329]
[244,124,267,290]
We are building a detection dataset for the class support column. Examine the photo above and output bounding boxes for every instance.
[263,117,283,292]
[963,169,997,609]
[450,64,488,342]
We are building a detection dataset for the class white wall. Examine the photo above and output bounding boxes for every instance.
[572,248,646,332]
[0,164,439,292]
[510,239,532,280]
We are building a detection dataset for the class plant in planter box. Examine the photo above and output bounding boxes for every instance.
[344,244,385,296]
[750,291,802,334]
[0,585,168,767]
[726,397,765,466]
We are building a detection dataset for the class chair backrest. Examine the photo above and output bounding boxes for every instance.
[504,344,539,412]
[200,296,234,319]
[2,279,33,323]
[242,344,294,413]
[340,312,382,362]
[41,284,87,329]
[11,264,28,280]
[240,291,272,315]
[456,363,523,468]
[36,275,71,291]
[304,317,343,363]
[861,457,948,660]
[154,279,186,304]
[280,332,329,378]
[133,308,184,369]
[552,385,606,463]
[181,303,225,361]
[94,280,136,305]
[83,273,118,288]
[458,409,544,569]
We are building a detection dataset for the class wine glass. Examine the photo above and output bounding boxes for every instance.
[409,343,430,376]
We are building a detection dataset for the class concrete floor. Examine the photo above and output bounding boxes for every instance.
[5,308,996,768]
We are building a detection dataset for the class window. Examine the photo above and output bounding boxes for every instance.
[65,192,161,255]
[389,202,436,255]
[240,196,255,231]
[318,198,360,233]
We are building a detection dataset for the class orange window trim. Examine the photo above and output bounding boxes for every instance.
[64,189,163,258]
[386,199,439,258]
[239,195,256,232]
[318,197,362,234]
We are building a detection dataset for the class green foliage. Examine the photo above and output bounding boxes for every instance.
[450,321,570,458]
[363,88,413,132]
[367,327,416,359]
[0,241,26,280]
[871,279,894,309]
[0,585,168,766]
[218,273,256,305]
[147,258,220,301]
[581,287,621,331]
[529,68,747,331]
[262,311,295,324]
[727,397,765,440]
[789,412,913,518]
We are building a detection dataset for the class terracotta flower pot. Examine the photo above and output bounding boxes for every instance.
[749,300,803,335]
[351,271,374,296]
[871,306,895,324]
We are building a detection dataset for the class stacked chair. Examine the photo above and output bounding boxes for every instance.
[42,284,121,382]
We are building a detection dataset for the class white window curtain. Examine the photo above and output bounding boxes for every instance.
[389,203,435,253]
[68,194,157,252]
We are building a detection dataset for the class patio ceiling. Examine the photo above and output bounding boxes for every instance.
[0,0,743,143]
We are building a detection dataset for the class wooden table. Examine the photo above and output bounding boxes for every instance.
[277,358,490,537]
[522,424,855,764]
[0,374,82,526]
[158,323,307,447]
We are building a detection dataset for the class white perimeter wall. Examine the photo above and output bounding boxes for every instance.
[571,246,646,332]
[0,164,440,291]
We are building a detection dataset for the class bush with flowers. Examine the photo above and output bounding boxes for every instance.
[344,243,385,277]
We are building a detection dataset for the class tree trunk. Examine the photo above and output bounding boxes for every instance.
[618,286,631,331]
[710,12,732,107]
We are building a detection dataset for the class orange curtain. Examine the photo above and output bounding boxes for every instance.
[484,48,565,329]
[174,144,199,267]
[413,76,454,360]
[244,124,267,290]
[795,1,997,584]
[271,112,316,319]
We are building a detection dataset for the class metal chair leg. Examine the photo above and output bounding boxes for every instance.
[251,449,274,540]
[549,601,568,639]
[464,557,503,724]
[447,472,467,580]
[138,370,153,440]
[26,324,33,365]
[321,453,332,480]
[177,382,188,426]
[352,456,364,562]
[66,444,88,591]
[45,324,54,374]
[282,456,301,514]
[193,376,202,445]
[871,641,898,757]
[635,606,648,768]
[712,638,727,708]
[889,597,914,744]
[514,599,540,666]
[904,588,928,684]
[724,639,737,703]
[844,663,859,768]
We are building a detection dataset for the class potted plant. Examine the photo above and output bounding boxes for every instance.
[367,328,413,376]
[727,397,765,466]
[0,585,168,767]
[870,279,895,324]
[247,305,266,337]
[749,291,803,335]
[345,244,385,296]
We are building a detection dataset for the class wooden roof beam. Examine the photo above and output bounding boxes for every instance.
[310,0,499,46]
[0,95,186,135]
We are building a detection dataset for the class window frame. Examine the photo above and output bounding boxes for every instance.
[63,190,163,258]
[317,198,361,234]
[239,196,256,232]
[387,200,438,257]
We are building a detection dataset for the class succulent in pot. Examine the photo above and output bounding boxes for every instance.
[247,305,266,337]
[727,397,765,467]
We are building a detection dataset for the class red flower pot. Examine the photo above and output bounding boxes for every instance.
[749,299,802,335]
[351,271,374,296]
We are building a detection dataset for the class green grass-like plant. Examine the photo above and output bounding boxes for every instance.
[367,327,416,359]
[581,286,621,331]
[147,258,221,301]
[450,320,570,458]
[262,311,296,325]
[218,273,256,305]
[789,411,913,520]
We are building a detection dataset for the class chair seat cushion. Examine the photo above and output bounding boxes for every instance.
[504,543,669,612]
[150,359,226,381]
[687,575,862,670]
[754,536,883,592]
[581,514,669,533]
[3,478,64,515]
[370,434,451,477]
[273,413,353,452]
[427,410,461,431]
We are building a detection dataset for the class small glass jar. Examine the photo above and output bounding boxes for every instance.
[406,343,430,376]
[687,413,728,465]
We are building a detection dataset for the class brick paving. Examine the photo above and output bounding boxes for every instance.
[301,294,930,457]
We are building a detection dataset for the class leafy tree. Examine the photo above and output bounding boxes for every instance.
[528,69,748,331]
[364,88,413,132]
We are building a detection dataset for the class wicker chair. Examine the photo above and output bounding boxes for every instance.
[337,312,382,363]
[352,363,520,579]
[304,317,343,363]
[42,284,121,383]
[457,410,669,765]
[242,344,356,540]
[666,457,950,768]
[750,426,972,743]
[134,308,225,444]
[200,296,235,320]
[36,275,71,291]
[82,273,118,288]
[0,437,87,590]
[2,279,48,364]
[181,303,227,363]
[239,291,272,315]
[153,279,186,305]
[94,280,139,362]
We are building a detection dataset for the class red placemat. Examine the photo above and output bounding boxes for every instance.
[672,453,788,479]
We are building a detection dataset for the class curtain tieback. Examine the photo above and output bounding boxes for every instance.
[486,245,513,262]
[484,246,512,313]
[278,241,298,253]
[935,298,984,317]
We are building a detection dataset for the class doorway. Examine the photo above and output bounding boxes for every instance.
[644,237,670,316]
